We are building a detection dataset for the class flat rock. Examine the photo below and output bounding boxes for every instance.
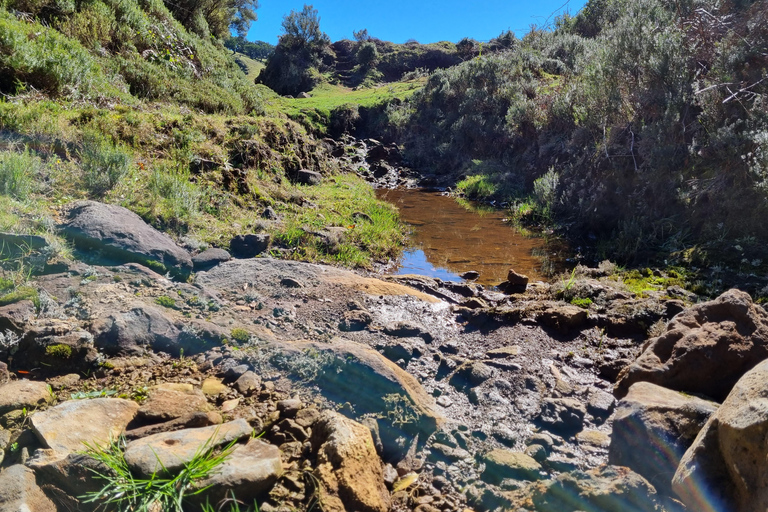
[509,465,660,511]
[312,411,390,512]
[124,419,252,476]
[192,248,231,270]
[196,438,282,503]
[202,377,229,396]
[610,382,717,495]
[138,383,209,422]
[0,380,52,414]
[0,465,56,511]
[296,169,323,185]
[616,289,768,401]
[61,201,192,272]
[673,358,768,511]
[482,449,543,484]
[31,398,138,454]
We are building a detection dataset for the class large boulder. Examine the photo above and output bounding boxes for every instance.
[91,304,222,356]
[60,201,192,273]
[672,358,768,511]
[30,398,139,454]
[609,382,718,495]
[270,338,443,441]
[615,289,768,401]
[311,411,390,512]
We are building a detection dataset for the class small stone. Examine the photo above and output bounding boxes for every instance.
[460,271,480,280]
[221,399,240,413]
[482,449,542,484]
[277,399,302,418]
[524,444,547,462]
[234,371,262,396]
[436,396,453,408]
[139,383,208,422]
[486,346,520,358]
[280,277,303,288]
[587,389,616,419]
[202,377,228,396]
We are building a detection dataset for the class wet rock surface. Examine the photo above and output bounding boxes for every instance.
[0,247,762,511]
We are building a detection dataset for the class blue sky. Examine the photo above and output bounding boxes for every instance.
[246,0,588,45]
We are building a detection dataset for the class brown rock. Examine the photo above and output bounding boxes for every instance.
[616,289,768,401]
[124,411,223,440]
[0,380,52,414]
[610,382,717,495]
[138,383,208,422]
[673,358,768,511]
[124,419,252,476]
[30,398,138,454]
[312,411,390,512]
[482,449,542,484]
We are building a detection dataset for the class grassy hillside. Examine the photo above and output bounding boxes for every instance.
[0,0,408,270]
[388,0,768,266]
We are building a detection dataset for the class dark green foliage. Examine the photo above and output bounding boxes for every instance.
[224,36,274,59]
[398,0,768,261]
[1,0,261,114]
[257,4,330,95]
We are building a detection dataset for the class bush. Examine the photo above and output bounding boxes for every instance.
[0,149,40,200]
[80,134,132,198]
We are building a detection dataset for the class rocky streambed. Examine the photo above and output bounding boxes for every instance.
[1,193,767,512]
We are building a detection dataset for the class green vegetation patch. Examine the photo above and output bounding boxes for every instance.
[45,344,73,358]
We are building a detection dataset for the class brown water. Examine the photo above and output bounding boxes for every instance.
[377,189,568,286]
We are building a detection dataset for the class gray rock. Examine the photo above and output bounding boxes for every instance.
[91,304,180,356]
[234,371,261,396]
[587,389,616,419]
[0,380,52,414]
[524,444,547,462]
[673,358,768,511]
[296,169,323,185]
[262,206,279,220]
[195,439,282,503]
[610,382,717,495]
[538,398,586,434]
[61,201,192,272]
[230,233,270,258]
[124,419,252,476]
[192,248,231,270]
[31,398,138,454]
[0,465,56,511]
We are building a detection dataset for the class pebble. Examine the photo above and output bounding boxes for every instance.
[436,396,453,408]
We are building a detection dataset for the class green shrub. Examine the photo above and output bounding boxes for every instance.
[0,149,40,200]
[456,174,496,200]
[155,295,176,308]
[146,164,202,231]
[229,328,250,343]
[80,134,132,197]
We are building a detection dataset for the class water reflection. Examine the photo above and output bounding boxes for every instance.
[377,189,567,286]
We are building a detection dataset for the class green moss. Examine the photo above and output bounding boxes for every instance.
[45,344,73,359]
[0,286,38,306]
[570,297,593,308]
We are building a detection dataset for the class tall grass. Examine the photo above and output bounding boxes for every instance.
[0,148,40,200]
[80,134,132,197]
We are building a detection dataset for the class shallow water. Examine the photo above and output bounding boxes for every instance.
[377,189,567,286]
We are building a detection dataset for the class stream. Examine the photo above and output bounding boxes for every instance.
[376,188,569,286]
